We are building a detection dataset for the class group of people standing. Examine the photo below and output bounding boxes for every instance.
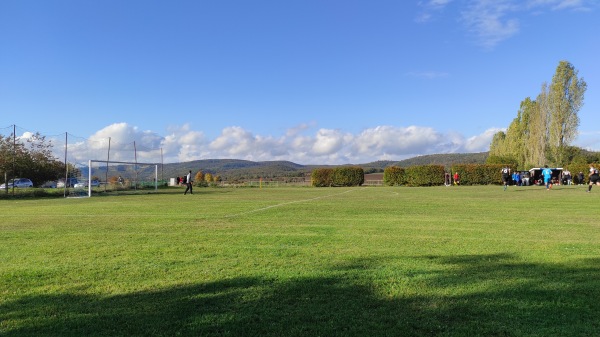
[444,172,460,186]
[501,165,600,192]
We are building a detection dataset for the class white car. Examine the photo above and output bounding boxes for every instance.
[1,178,34,188]
[41,181,57,188]
[57,178,78,188]
[74,179,100,188]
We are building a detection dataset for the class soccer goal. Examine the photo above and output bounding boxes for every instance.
[86,160,159,197]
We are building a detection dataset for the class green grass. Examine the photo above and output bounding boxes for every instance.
[1,185,600,336]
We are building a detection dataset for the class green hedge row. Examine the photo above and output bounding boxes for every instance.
[405,165,446,186]
[450,164,516,185]
[311,166,364,187]
[384,164,520,186]
[383,166,405,186]
[319,163,599,188]
[383,165,446,186]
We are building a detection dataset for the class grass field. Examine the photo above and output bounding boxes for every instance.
[1,185,599,336]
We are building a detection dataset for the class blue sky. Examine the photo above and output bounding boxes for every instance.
[1,0,599,164]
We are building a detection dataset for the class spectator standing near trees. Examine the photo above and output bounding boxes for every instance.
[563,169,572,185]
[444,172,451,186]
[184,170,193,195]
[453,172,460,185]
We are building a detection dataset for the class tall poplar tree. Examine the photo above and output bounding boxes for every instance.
[517,97,536,167]
[528,83,549,167]
[490,61,586,168]
[488,131,506,157]
[489,97,537,170]
[548,60,587,165]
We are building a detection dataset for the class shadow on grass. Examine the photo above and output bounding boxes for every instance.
[2,254,600,337]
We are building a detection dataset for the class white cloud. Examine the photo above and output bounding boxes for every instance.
[552,0,588,10]
[418,0,595,48]
[162,124,207,162]
[208,126,290,161]
[461,0,520,49]
[527,0,590,10]
[35,122,501,166]
[416,0,454,22]
[285,122,314,137]
[312,129,348,155]
[464,128,504,152]
[353,126,442,156]
[38,122,600,166]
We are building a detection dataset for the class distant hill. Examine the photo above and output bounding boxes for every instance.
[157,153,489,181]
[393,152,489,167]
[162,159,311,181]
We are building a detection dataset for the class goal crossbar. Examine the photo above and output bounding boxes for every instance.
[87,160,159,197]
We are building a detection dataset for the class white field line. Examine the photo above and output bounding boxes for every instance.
[223,188,358,218]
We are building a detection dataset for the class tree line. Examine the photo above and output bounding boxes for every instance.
[0,132,72,186]
[488,60,591,169]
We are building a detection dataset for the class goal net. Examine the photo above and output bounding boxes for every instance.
[84,160,159,197]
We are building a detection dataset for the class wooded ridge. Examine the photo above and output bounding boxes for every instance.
[160,152,490,181]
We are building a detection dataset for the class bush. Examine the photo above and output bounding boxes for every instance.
[383,166,405,186]
[311,168,334,187]
[451,164,517,185]
[195,180,208,187]
[311,167,364,187]
[332,166,364,187]
[404,165,445,186]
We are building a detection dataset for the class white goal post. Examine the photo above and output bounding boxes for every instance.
[87,160,159,197]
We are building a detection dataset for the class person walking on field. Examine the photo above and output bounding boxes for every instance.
[542,165,553,191]
[184,170,193,195]
[453,172,460,185]
[587,165,599,193]
[501,166,510,191]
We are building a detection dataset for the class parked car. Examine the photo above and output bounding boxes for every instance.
[1,178,34,188]
[74,179,100,188]
[57,178,78,188]
[41,180,57,188]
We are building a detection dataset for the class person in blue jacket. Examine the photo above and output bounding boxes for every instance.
[542,165,553,190]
